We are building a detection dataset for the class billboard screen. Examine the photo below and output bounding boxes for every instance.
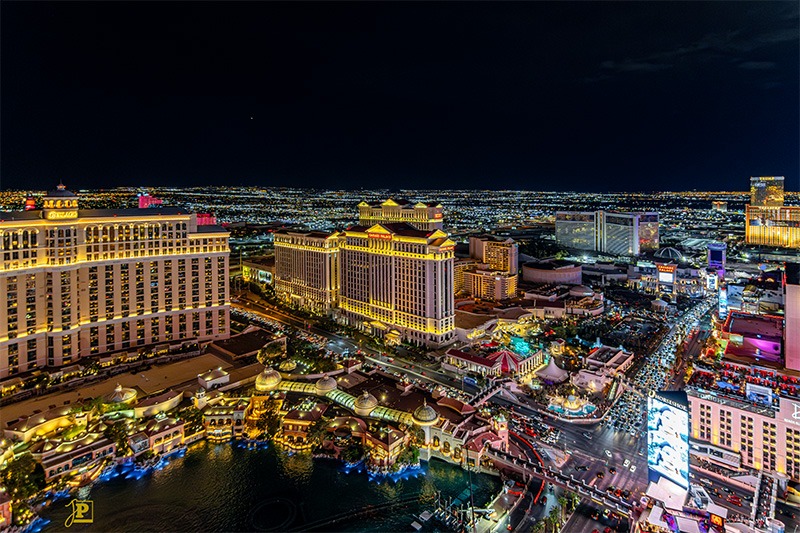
[648,392,689,489]
[659,272,674,284]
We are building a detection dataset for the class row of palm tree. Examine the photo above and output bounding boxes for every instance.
[529,491,581,533]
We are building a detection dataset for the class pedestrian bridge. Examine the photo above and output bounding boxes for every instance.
[484,447,634,517]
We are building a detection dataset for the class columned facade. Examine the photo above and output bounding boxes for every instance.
[0,185,230,379]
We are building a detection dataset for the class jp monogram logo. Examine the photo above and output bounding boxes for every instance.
[65,499,93,527]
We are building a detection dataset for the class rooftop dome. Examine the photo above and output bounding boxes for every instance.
[315,375,338,395]
[278,360,297,372]
[412,400,440,426]
[654,247,684,262]
[46,182,77,198]
[354,391,379,416]
[106,383,137,404]
[569,285,594,297]
[255,367,282,392]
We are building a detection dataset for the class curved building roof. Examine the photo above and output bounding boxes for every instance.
[255,367,282,392]
[46,182,77,198]
[315,375,338,394]
[353,391,379,416]
[106,383,137,404]
[654,247,684,261]
[412,401,440,426]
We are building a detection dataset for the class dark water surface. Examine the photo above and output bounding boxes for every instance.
[41,442,501,532]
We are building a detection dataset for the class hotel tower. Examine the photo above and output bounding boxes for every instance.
[0,184,231,379]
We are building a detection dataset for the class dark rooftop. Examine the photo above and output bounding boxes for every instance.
[787,262,800,286]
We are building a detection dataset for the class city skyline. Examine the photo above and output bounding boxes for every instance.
[2,2,798,192]
[2,3,800,532]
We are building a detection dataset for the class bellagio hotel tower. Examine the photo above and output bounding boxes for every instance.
[0,184,230,379]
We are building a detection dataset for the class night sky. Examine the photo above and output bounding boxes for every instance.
[1,2,798,192]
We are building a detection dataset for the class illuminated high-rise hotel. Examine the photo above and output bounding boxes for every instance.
[468,235,518,275]
[745,176,800,249]
[0,184,230,379]
[338,222,455,347]
[750,176,785,207]
[273,230,340,312]
[555,210,659,256]
[745,206,800,248]
[358,199,444,231]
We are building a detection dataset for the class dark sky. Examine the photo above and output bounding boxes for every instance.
[1,2,798,192]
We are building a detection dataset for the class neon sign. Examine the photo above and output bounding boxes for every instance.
[46,210,78,220]
[368,233,392,240]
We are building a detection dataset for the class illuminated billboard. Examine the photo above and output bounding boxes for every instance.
[647,391,689,489]
[718,285,728,319]
[658,272,675,284]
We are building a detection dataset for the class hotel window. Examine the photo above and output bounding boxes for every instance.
[26,339,37,364]
[788,429,800,480]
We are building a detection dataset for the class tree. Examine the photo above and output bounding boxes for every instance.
[340,442,364,463]
[103,421,131,457]
[397,445,420,466]
[307,418,328,447]
[1,453,46,501]
[557,495,568,522]
[548,505,561,532]
[255,400,281,439]
[257,341,286,364]
[409,426,426,446]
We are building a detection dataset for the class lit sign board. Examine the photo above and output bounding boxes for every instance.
[43,199,78,209]
[648,393,689,489]
[718,285,728,319]
[368,233,392,241]
[45,210,78,220]
[706,273,718,291]
[439,246,454,252]
[779,398,800,427]
[433,213,443,219]
[658,272,675,284]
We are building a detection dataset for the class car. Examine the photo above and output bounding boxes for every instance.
[576,465,589,471]
[596,471,605,479]
[630,465,636,473]
[604,528,613,533]
[605,450,612,458]
[582,431,593,439]
[623,459,630,468]
[592,530,600,533]
[609,467,617,474]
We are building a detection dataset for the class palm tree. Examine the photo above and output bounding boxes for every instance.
[557,495,568,522]
[531,520,546,533]
[548,506,561,531]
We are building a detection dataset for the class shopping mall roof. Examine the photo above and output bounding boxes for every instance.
[723,312,783,341]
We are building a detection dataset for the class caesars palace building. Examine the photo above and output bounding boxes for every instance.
[0,184,230,379]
